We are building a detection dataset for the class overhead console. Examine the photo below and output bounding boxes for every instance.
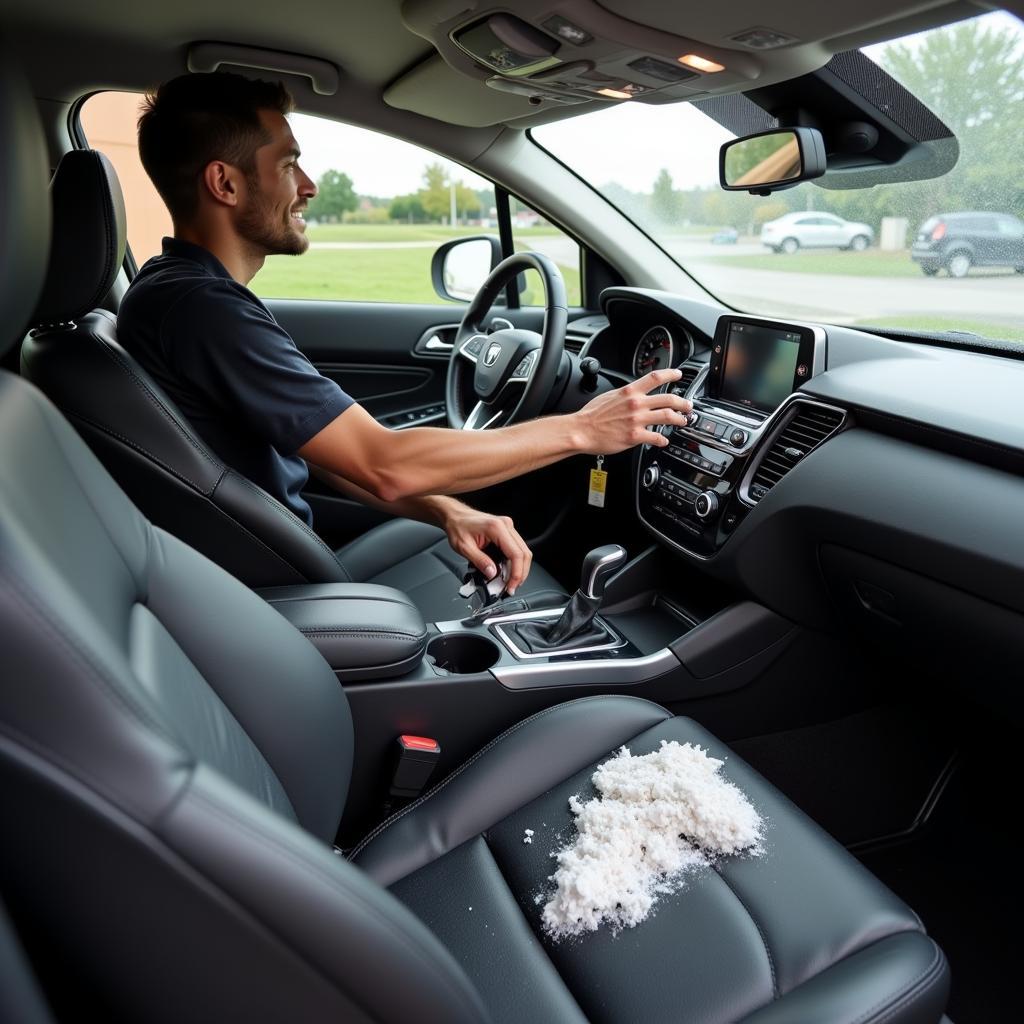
[394,0,776,123]
[637,315,846,558]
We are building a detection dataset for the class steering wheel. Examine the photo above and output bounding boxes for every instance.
[446,252,567,430]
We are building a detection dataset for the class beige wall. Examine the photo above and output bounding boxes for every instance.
[79,92,171,264]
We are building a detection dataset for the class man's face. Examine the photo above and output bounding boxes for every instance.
[237,109,317,257]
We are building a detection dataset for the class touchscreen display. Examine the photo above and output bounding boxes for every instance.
[719,322,802,411]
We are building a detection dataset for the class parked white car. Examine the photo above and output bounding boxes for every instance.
[761,212,873,253]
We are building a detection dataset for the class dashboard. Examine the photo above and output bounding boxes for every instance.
[575,288,1024,715]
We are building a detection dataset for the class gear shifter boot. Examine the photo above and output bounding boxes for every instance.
[512,591,610,652]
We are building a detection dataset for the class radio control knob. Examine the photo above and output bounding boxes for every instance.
[729,428,747,447]
[642,464,661,490]
[687,411,700,427]
[694,490,719,520]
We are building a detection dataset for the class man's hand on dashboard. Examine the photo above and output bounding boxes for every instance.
[572,368,693,455]
[441,501,532,595]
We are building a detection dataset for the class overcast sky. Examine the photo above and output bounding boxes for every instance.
[290,10,1021,199]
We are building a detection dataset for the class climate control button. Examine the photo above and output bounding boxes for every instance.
[642,464,661,490]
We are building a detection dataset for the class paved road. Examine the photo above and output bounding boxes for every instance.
[684,258,1023,325]
[526,234,1022,326]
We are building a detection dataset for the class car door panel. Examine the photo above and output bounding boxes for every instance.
[265,298,554,546]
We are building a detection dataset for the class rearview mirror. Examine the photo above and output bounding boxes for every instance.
[720,128,827,195]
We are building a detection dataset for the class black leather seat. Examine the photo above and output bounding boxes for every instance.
[20,150,566,618]
[1,60,949,1023]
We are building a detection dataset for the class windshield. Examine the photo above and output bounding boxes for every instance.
[533,11,1023,343]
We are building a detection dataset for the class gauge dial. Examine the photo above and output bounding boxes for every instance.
[633,326,675,376]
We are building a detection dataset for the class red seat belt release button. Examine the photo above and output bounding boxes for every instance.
[391,735,441,798]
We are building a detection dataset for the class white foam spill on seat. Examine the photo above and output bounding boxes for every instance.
[541,740,764,940]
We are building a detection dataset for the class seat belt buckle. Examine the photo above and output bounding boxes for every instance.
[390,735,441,798]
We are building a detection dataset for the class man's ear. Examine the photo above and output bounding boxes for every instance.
[201,161,243,208]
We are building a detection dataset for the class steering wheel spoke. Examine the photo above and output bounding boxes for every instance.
[445,252,568,431]
[462,400,508,431]
[508,349,538,383]
[456,333,487,363]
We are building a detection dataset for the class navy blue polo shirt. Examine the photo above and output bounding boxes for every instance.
[117,238,353,525]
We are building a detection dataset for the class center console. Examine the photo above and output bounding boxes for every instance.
[637,315,843,558]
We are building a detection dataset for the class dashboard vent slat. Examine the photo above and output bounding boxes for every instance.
[675,364,701,396]
[748,403,845,503]
[565,335,586,355]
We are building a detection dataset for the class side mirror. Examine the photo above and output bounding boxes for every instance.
[719,128,827,195]
[431,235,503,302]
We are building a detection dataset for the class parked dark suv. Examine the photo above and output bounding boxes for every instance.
[911,211,1024,277]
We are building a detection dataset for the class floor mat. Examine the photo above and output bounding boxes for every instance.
[729,703,956,847]
[858,745,1019,1023]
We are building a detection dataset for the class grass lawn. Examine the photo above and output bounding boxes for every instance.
[703,249,922,278]
[851,315,1024,342]
[305,223,483,243]
[304,223,562,243]
[252,244,582,305]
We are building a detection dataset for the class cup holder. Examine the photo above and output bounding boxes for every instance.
[426,633,501,674]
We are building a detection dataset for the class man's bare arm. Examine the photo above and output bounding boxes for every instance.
[308,465,533,591]
[308,464,456,526]
[298,368,691,503]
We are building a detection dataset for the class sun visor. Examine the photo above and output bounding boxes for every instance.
[384,55,552,127]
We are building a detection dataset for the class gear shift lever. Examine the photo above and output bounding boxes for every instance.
[515,544,626,651]
[580,544,628,602]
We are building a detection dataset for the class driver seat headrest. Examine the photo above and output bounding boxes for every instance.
[32,149,127,327]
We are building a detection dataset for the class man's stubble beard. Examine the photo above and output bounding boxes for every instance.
[238,175,309,258]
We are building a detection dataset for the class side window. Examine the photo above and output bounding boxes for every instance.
[79,94,497,305]
[79,92,171,264]
[509,198,583,307]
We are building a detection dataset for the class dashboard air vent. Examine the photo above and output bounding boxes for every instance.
[675,364,701,395]
[565,334,586,355]
[748,403,845,502]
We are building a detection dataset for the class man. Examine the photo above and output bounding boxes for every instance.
[118,73,691,596]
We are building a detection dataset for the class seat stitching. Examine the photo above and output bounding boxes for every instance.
[478,833,588,1018]
[33,401,141,584]
[55,414,319,582]
[869,962,947,1024]
[0,568,181,749]
[298,628,427,640]
[188,786,486,1022]
[92,333,221,468]
[0,721,165,822]
[846,944,943,1024]
[228,471,346,571]
[349,696,671,860]
[68,410,214,493]
[712,863,778,998]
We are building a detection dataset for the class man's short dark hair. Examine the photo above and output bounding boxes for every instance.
[138,71,293,223]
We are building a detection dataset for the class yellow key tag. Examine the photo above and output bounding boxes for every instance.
[588,456,608,508]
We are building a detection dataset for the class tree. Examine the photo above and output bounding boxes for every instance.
[814,21,1024,240]
[306,170,356,222]
[388,193,426,223]
[879,20,1024,218]
[419,162,451,221]
[415,162,483,222]
[651,169,680,224]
